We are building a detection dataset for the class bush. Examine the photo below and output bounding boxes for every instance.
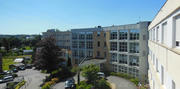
[51,78,59,83]
[95,79,111,89]
[76,81,93,89]
[15,80,26,89]
[71,67,78,73]
[12,73,18,78]
[130,78,139,86]
[41,80,56,89]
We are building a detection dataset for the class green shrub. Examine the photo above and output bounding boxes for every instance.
[95,79,111,89]
[12,73,18,78]
[76,81,93,89]
[130,78,139,86]
[0,75,4,79]
[41,70,47,73]
[71,67,78,73]
[15,80,26,89]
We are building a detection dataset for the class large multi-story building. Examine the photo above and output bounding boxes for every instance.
[42,29,71,50]
[148,0,180,89]
[104,21,150,82]
[71,26,108,67]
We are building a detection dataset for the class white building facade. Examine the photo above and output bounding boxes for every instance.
[104,22,150,82]
[148,0,180,89]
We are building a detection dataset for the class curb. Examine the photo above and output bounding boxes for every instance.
[107,81,116,89]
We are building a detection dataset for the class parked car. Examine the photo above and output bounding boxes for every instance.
[65,78,75,89]
[12,68,18,73]
[18,66,25,70]
[97,72,106,79]
[25,64,32,69]
[0,79,4,83]
[3,76,14,82]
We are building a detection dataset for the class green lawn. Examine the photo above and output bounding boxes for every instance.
[2,55,32,70]
[2,58,16,70]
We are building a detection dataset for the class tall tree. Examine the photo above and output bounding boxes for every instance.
[34,36,61,72]
[82,64,100,83]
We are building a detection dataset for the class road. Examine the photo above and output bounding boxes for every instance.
[53,74,85,89]
[0,82,6,89]
[107,76,137,89]
[53,75,137,89]
[18,69,48,89]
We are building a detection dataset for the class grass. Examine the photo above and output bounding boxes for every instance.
[2,58,16,70]
[2,55,32,70]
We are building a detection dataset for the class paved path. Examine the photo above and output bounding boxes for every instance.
[53,74,85,89]
[0,83,6,89]
[107,76,137,89]
[17,69,48,89]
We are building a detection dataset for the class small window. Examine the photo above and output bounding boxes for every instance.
[97,32,100,36]
[98,41,100,47]
[104,41,106,47]
[172,80,176,89]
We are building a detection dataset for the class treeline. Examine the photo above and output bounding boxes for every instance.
[0,35,41,56]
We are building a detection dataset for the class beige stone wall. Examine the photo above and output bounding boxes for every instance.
[149,0,180,30]
[148,41,180,89]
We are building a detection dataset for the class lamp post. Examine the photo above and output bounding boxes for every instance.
[77,56,87,85]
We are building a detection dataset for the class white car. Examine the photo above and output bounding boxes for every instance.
[97,72,105,79]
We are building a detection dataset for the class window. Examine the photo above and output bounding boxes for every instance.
[156,26,159,42]
[110,53,117,62]
[72,50,78,57]
[129,43,139,53]
[72,33,78,39]
[110,42,117,51]
[129,55,139,66]
[72,41,78,48]
[129,68,139,77]
[110,30,117,40]
[153,29,155,41]
[119,30,128,40]
[86,41,93,49]
[156,58,159,72]
[86,32,93,39]
[172,80,176,89]
[97,32,100,36]
[79,41,85,48]
[79,50,85,57]
[119,42,127,52]
[98,41,100,47]
[130,29,140,40]
[162,22,167,44]
[104,41,106,47]
[97,51,100,57]
[119,54,127,64]
[119,65,128,73]
[161,65,164,85]
[87,51,93,57]
[113,64,118,72]
[104,33,106,37]
[79,32,85,39]
[175,15,180,47]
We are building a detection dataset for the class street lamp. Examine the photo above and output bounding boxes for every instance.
[77,56,87,85]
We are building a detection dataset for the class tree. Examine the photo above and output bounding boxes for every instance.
[34,36,62,72]
[95,79,111,89]
[82,64,100,83]
[67,57,72,67]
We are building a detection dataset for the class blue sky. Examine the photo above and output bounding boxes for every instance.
[0,0,166,34]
